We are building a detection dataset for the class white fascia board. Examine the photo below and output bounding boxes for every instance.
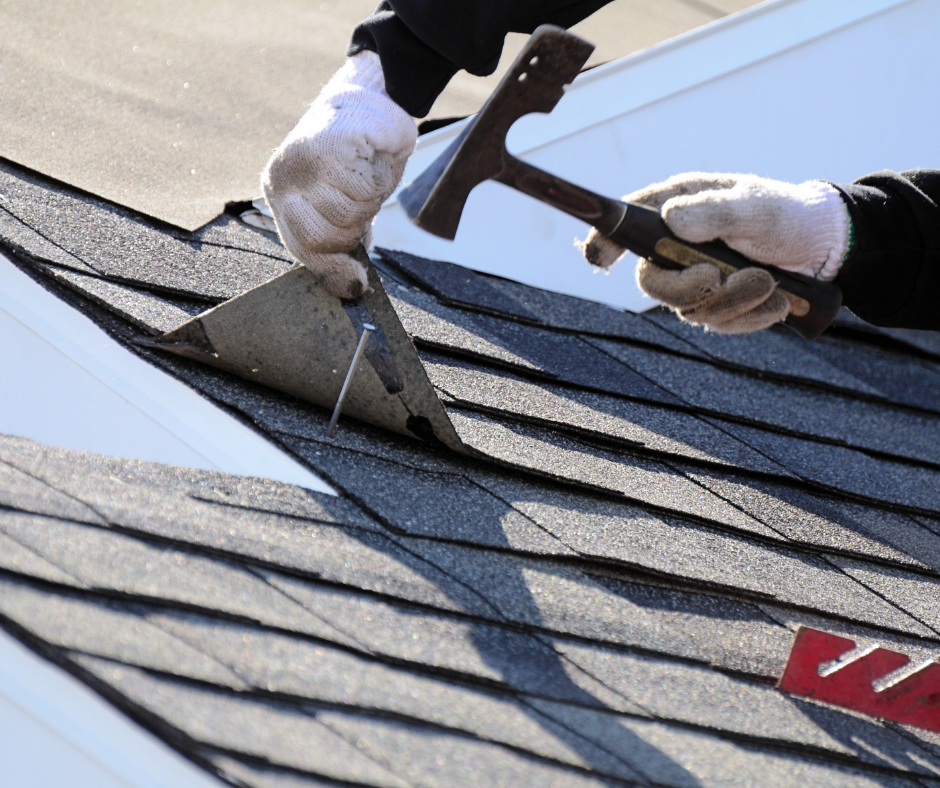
[402,0,913,172]
[0,626,223,788]
[503,0,917,153]
[0,252,334,494]
[374,0,930,312]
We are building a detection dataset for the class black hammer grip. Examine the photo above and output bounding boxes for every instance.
[608,202,843,340]
[493,157,843,340]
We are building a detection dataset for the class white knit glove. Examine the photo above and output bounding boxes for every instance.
[581,173,852,333]
[262,51,417,299]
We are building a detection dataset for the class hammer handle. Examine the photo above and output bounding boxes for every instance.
[495,157,842,340]
[610,203,843,340]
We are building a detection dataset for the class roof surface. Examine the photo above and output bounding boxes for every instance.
[3,157,940,787]
[0,0,760,229]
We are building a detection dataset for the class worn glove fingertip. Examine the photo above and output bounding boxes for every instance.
[300,252,370,300]
[577,229,625,270]
[637,260,722,310]
[706,288,790,334]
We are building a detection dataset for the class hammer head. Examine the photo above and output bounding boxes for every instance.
[399,26,594,240]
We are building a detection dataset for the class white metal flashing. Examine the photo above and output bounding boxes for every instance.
[0,626,222,788]
[0,252,335,494]
[373,0,939,311]
[502,0,918,153]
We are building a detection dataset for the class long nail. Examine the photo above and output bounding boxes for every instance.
[326,323,375,438]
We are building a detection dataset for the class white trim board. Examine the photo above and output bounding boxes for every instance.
[373,0,938,312]
[0,626,223,788]
[0,251,334,494]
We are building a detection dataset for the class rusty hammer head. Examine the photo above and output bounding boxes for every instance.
[399,26,594,240]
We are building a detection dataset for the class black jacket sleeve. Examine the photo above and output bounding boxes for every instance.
[834,170,940,329]
[348,0,614,117]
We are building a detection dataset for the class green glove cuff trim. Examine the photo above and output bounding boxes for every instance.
[844,214,856,265]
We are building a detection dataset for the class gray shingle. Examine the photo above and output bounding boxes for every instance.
[379,247,704,355]
[702,419,940,514]
[0,512,354,644]
[486,283,704,355]
[829,558,940,637]
[254,576,637,709]
[0,204,97,273]
[552,639,940,775]
[805,336,940,413]
[688,470,940,569]
[87,645,921,788]
[472,470,781,543]
[830,309,940,363]
[877,326,940,359]
[144,616,642,781]
[0,456,105,525]
[423,354,792,477]
[390,286,545,371]
[389,286,674,403]
[185,212,292,263]
[0,578,246,687]
[644,308,940,411]
[447,408,783,533]
[384,543,792,675]
[523,700,924,788]
[40,264,205,335]
[0,434,372,531]
[586,334,940,466]
[427,479,931,636]
[206,756,347,788]
[0,162,292,300]
[0,530,80,585]
[642,310,881,390]
[314,709,632,788]
[755,607,940,670]
[377,248,543,322]
[73,657,412,788]
[295,442,569,554]
[0,446,485,621]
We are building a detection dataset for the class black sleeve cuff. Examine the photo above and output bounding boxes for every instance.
[832,171,940,329]
[347,2,459,118]
[347,0,616,119]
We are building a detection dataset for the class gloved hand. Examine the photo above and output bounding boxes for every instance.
[262,51,417,299]
[580,173,853,334]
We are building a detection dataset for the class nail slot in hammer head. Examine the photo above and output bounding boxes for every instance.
[399,25,594,240]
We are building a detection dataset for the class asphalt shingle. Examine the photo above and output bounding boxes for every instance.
[0,162,293,300]
[553,639,940,775]
[389,285,676,403]
[586,334,940,466]
[645,308,940,411]
[247,575,637,709]
[448,408,778,532]
[0,512,357,645]
[0,456,105,525]
[379,247,705,355]
[0,579,246,687]
[3,175,940,788]
[706,419,940,514]
[688,470,940,568]
[294,442,569,554]
[145,615,645,781]
[75,657,413,788]
[423,353,792,477]
[39,264,206,334]
[829,558,940,637]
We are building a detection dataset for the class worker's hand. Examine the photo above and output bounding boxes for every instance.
[580,173,852,334]
[262,51,417,299]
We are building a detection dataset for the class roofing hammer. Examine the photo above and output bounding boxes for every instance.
[399,26,843,340]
